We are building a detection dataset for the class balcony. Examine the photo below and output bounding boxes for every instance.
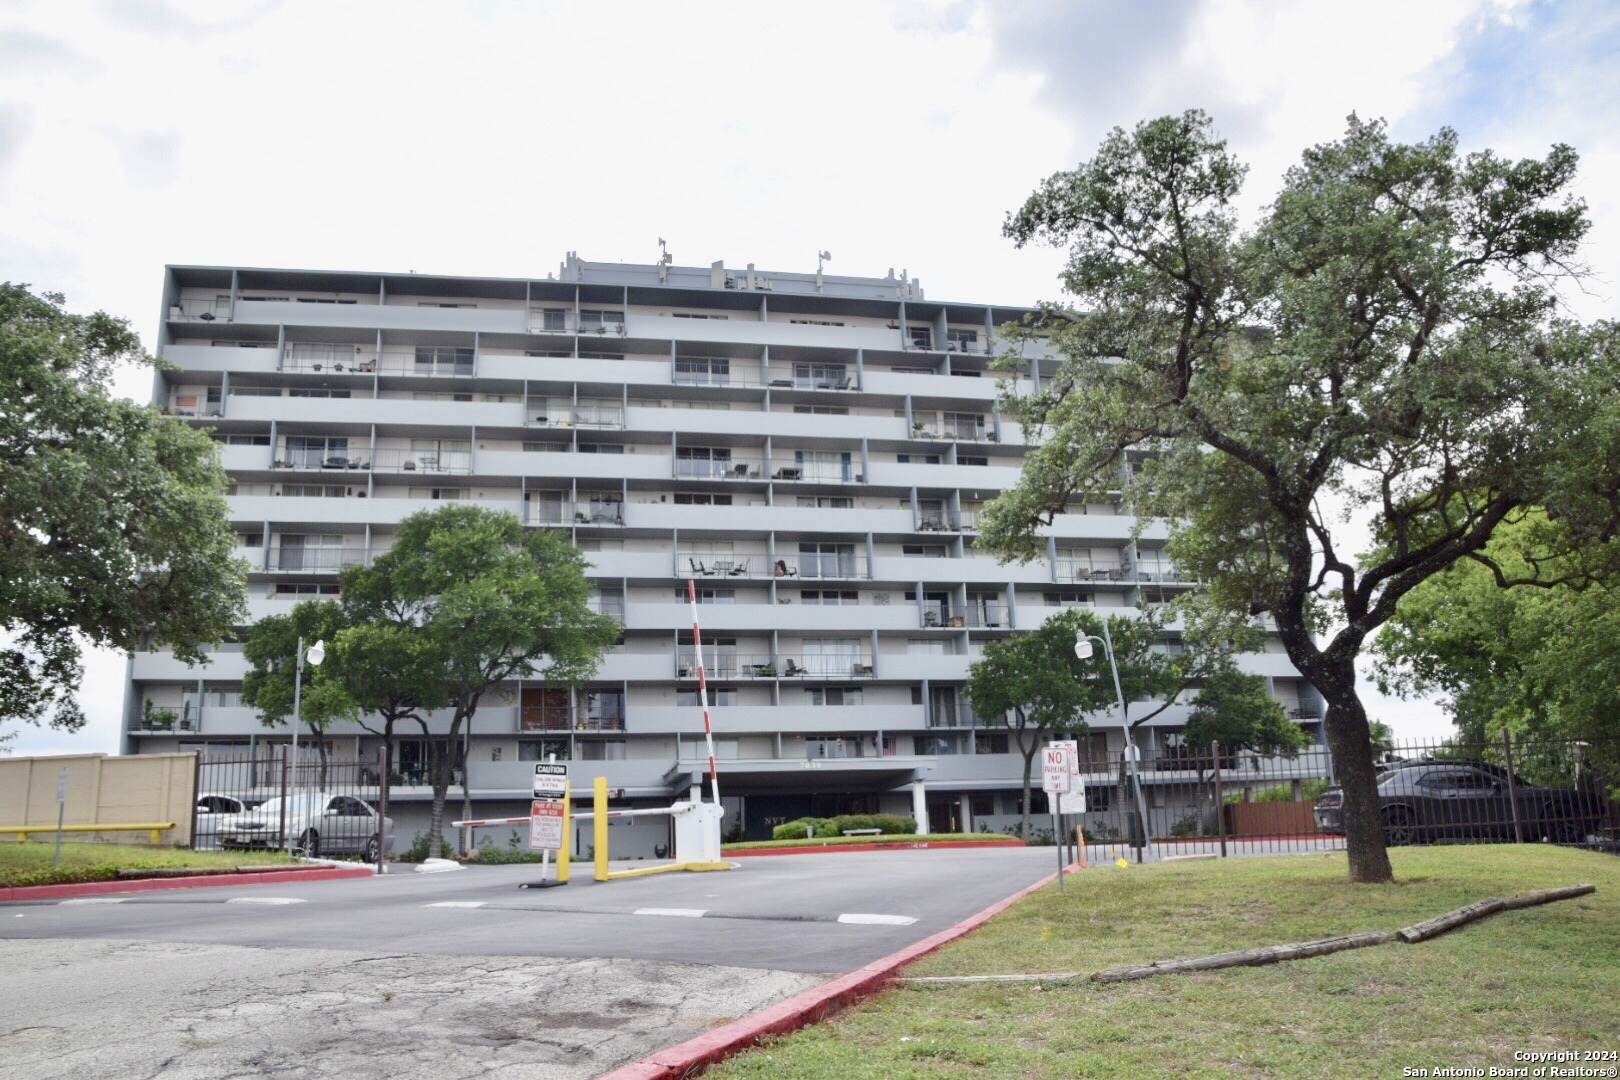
[375,348,475,378]
[282,345,376,374]
[963,605,1009,629]
[914,514,956,534]
[773,655,876,679]
[765,460,861,484]
[927,704,1005,729]
[519,706,625,733]
[674,363,763,388]
[920,605,963,629]
[266,547,369,572]
[676,652,776,680]
[133,703,201,733]
[527,309,626,337]
[763,368,857,392]
[527,406,625,430]
[372,448,472,475]
[274,451,371,472]
[674,455,766,481]
[169,297,231,322]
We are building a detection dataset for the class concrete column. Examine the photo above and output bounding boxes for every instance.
[959,793,972,835]
[912,779,930,836]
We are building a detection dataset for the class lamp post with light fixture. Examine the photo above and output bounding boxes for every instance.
[1075,622,1155,863]
[288,636,325,856]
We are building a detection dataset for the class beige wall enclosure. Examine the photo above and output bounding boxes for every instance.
[0,753,196,846]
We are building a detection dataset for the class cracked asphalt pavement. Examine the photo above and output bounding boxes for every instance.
[0,848,1057,1078]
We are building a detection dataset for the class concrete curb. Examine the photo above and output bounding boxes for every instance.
[0,864,375,902]
[726,839,1025,858]
[595,863,1075,1080]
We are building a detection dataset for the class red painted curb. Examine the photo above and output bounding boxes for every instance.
[727,839,1025,857]
[0,865,374,901]
[595,864,1065,1080]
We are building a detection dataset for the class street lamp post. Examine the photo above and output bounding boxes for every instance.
[1076,623,1155,863]
[288,636,326,856]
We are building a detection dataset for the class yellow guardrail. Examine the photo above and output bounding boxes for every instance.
[3,823,177,844]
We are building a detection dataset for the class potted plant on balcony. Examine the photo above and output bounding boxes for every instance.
[142,700,177,731]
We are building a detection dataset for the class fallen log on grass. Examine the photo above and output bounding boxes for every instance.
[1089,931,1393,984]
[1499,883,1595,911]
[1397,884,1597,942]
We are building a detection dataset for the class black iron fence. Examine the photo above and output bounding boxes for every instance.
[1043,734,1619,860]
[192,747,393,861]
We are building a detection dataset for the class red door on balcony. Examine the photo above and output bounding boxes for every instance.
[521,687,570,731]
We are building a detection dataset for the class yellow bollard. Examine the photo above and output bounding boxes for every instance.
[594,776,609,882]
[556,780,570,884]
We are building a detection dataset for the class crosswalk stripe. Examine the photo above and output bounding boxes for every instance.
[424,901,488,908]
[837,913,917,925]
[633,907,708,918]
[226,897,306,905]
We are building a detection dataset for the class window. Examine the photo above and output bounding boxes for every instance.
[796,496,851,508]
[807,736,863,759]
[677,587,736,604]
[896,453,942,465]
[800,590,858,605]
[970,793,996,817]
[413,346,474,375]
[526,349,572,358]
[577,741,626,761]
[914,735,960,755]
[286,388,352,399]
[533,308,567,331]
[1044,589,1092,607]
[272,582,341,597]
[675,357,731,385]
[902,544,948,558]
[798,542,856,578]
[676,446,733,479]
[958,455,989,467]
[792,362,848,389]
[943,412,986,439]
[578,444,624,454]
[416,301,476,308]
[788,318,844,327]
[946,328,979,351]
[800,638,863,677]
[792,405,849,415]
[522,441,567,452]
[205,686,243,708]
[518,739,570,761]
[674,492,732,505]
[298,297,358,305]
[216,434,271,446]
[674,312,730,320]
[807,687,862,706]
[278,484,350,498]
[407,487,469,500]
[578,309,624,332]
[677,688,736,706]
[907,326,933,349]
[975,733,1010,754]
[793,449,853,482]
[1085,786,1112,813]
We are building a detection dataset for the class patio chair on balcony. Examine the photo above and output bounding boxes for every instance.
[688,557,708,576]
[774,559,797,578]
[727,559,750,577]
[783,659,805,677]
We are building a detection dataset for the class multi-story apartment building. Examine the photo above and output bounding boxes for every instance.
[126,254,1325,851]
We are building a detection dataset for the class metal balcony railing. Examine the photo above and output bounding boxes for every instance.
[266,548,368,572]
[766,461,859,483]
[274,450,371,471]
[675,364,761,388]
[371,448,472,475]
[928,704,1004,729]
[573,501,625,526]
[790,555,867,581]
[588,598,626,619]
[519,707,626,732]
[374,349,476,378]
[675,456,766,480]
[282,345,376,374]
[964,605,1009,629]
[763,369,857,391]
[677,652,775,679]
[135,703,201,732]
[680,555,766,578]
[170,298,231,322]
[920,604,961,629]
[774,655,876,678]
[914,514,955,533]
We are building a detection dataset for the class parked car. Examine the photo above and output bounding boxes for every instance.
[219,793,393,861]
[195,793,257,850]
[1314,763,1606,844]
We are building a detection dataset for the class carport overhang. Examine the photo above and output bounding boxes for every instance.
[666,757,933,796]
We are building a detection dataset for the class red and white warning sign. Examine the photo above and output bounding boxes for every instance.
[529,799,565,851]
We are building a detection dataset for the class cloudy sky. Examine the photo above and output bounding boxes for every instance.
[4,0,1618,756]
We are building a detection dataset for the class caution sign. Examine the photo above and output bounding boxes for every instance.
[532,763,568,799]
[529,800,564,851]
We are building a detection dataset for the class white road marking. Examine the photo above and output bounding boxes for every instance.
[424,901,487,909]
[634,907,708,918]
[837,913,917,925]
[226,897,306,905]
[59,898,131,905]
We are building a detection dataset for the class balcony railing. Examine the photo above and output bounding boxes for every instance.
[573,502,625,526]
[371,448,472,475]
[677,652,775,679]
[675,365,762,388]
[915,514,955,533]
[764,370,857,391]
[963,605,1009,629]
[775,655,876,678]
[170,298,231,322]
[928,704,1004,729]
[519,707,626,733]
[787,555,867,581]
[920,604,960,628]
[675,456,766,480]
[681,555,766,578]
[588,599,626,619]
[766,461,860,483]
[282,345,376,374]
[527,310,627,337]
[374,349,476,378]
[135,703,201,732]
[274,451,371,471]
[266,547,369,572]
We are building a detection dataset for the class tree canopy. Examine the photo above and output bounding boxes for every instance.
[241,601,358,790]
[338,505,620,857]
[1182,669,1308,773]
[0,283,247,739]
[1375,512,1620,774]
[966,608,1238,840]
[988,112,1620,883]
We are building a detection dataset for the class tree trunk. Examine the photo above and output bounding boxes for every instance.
[309,722,329,791]
[1019,743,1038,843]
[426,727,458,860]
[1319,683,1393,884]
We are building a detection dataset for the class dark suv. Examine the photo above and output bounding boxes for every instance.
[1313,762,1605,844]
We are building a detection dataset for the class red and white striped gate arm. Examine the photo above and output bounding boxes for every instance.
[686,578,721,808]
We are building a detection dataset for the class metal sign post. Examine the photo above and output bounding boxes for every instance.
[523,760,569,889]
[53,767,68,866]
[1042,745,1072,892]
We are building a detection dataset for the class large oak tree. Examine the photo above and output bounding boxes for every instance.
[984,113,1620,883]
[1,284,246,743]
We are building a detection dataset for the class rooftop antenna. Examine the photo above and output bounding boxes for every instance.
[658,238,672,283]
[816,250,832,293]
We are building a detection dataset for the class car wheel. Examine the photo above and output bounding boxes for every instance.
[298,829,319,857]
[1382,806,1419,846]
[363,834,381,864]
[1542,808,1585,844]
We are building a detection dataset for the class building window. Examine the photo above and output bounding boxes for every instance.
[792,405,849,415]
[675,357,731,385]
[674,492,733,506]
[676,588,735,604]
[902,544,948,558]
[578,740,626,761]
[1085,786,1112,813]
[914,734,959,755]
[970,793,995,817]
[796,496,852,509]
[518,739,570,761]
[974,733,1009,754]
[799,590,858,605]
[896,453,942,465]
[677,688,736,707]
[807,687,862,706]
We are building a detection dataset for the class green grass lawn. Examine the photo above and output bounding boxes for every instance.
[708,845,1620,1079]
[723,833,1004,852]
[0,842,299,888]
